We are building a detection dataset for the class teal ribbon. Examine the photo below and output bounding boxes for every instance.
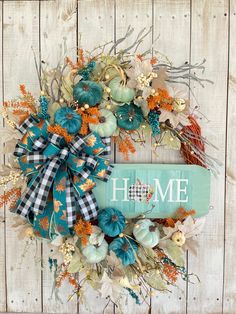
[14,118,113,240]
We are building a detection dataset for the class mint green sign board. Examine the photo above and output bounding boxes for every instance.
[94,164,211,218]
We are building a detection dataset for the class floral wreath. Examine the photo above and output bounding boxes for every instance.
[0,30,219,309]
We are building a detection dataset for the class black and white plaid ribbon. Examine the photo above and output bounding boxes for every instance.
[101,137,111,156]
[17,115,38,134]
[15,132,112,226]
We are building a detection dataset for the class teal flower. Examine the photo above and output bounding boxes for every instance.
[109,238,138,266]
[54,107,82,134]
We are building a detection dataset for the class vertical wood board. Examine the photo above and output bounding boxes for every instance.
[3,1,42,312]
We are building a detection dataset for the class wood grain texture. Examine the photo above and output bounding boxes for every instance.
[115,0,152,166]
[151,1,190,313]
[0,0,234,313]
[223,0,236,312]
[3,1,42,312]
[0,1,6,312]
[187,1,229,313]
[40,1,78,313]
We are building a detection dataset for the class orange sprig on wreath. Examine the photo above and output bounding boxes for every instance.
[163,263,178,283]
[113,135,136,160]
[76,106,100,136]
[47,125,74,143]
[0,188,21,209]
[147,89,173,111]
[74,218,93,246]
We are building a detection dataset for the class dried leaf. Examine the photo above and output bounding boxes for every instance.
[100,272,122,302]
[159,110,190,128]
[160,130,181,150]
[159,239,185,266]
[67,250,83,273]
[152,68,168,90]
[143,270,167,291]
[178,216,205,238]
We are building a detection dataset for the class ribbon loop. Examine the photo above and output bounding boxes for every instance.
[14,119,113,239]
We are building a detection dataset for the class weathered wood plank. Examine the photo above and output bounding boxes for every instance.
[77,1,115,313]
[115,0,152,165]
[3,1,42,312]
[115,1,152,312]
[0,1,6,312]
[187,1,228,313]
[40,1,78,313]
[223,0,236,312]
[151,1,191,313]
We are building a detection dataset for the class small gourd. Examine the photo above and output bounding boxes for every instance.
[109,76,135,103]
[171,231,186,246]
[81,239,108,264]
[98,208,125,237]
[173,98,186,112]
[109,238,138,266]
[73,80,103,106]
[133,219,160,248]
[116,103,144,130]
[89,109,117,137]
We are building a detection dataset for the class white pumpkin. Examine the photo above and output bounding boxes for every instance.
[88,226,105,246]
[109,76,135,103]
[81,239,108,264]
[133,219,160,248]
[89,109,117,137]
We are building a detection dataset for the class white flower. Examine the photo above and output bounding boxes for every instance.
[126,58,157,91]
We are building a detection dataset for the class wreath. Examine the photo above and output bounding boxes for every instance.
[0,30,219,309]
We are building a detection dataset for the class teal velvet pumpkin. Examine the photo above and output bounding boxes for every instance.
[116,103,144,130]
[73,80,103,106]
[98,208,125,237]
[54,107,82,134]
[109,238,138,266]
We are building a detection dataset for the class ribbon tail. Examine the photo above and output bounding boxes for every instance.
[77,190,98,221]
[16,157,62,217]
[65,176,77,228]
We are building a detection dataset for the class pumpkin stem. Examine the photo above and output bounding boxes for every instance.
[66,113,73,119]
[121,243,129,252]
[99,116,106,123]
[128,108,135,119]
[149,225,156,232]
[83,84,89,91]
[112,215,119,222]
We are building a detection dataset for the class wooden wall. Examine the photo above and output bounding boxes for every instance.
[0,0,235,313]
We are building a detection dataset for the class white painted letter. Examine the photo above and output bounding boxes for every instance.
[153,179,174,202]
[111,178,129,202]
[176,179,188,202]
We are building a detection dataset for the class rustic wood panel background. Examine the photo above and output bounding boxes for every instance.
[0,0,235,313]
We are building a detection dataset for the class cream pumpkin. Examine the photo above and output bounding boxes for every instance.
[89,109,117,137]
[133,219,160,248]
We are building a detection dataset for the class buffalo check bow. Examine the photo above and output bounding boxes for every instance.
[14,116,113,237]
